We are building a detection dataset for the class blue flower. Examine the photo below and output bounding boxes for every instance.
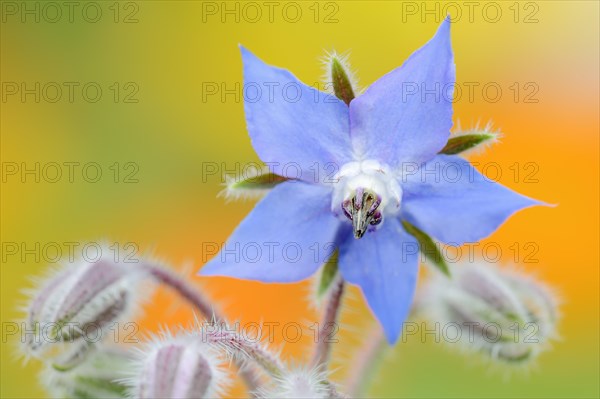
[200,19,541,343]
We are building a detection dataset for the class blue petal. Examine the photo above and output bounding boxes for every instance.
[349,18,455,168]
[338,218,419,343]
[241,47,353,184]
[401,154,542,245]
[200,181,341,282]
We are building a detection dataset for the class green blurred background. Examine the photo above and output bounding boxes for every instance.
[1,1,598,398]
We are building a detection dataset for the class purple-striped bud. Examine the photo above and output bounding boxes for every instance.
[22,245,149,363]
[130,332,227,399]
[421,261,559,364]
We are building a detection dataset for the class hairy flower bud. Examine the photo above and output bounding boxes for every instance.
[421,261,559,363]
[21,245,150,363]
[40,347,131,398]
[259,368,330,399]
[129,331,227,398]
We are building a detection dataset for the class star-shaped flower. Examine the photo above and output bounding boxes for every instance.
[200,19,541,343]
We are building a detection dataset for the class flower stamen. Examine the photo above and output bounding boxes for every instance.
[332,160,401,238]
[342,188,383,238]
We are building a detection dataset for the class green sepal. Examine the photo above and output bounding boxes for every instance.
[331,57,355,105]
[224,170,288,200]
[401,220,450,277]
[229,171,288,190]
[317,250,339,298]
[439,133,496,155]
[74,376,129,397]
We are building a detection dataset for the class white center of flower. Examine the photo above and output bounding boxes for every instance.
[331,160,402,238]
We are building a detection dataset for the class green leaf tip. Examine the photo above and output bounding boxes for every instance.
[317,250,339,298]
[230,171,288,189]
[439,133,497,155]
[330,56,355,105]
[222,169,288,200]
[401,220,450,277]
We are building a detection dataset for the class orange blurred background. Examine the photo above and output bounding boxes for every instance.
[1,1,598,397]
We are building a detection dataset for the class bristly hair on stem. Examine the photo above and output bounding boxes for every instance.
[311,273,346,369]
[196,319,286,380]
[140,262,263,395]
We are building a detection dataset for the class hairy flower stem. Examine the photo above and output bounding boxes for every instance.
[204,328,286,378]
[204,320,351,399]
[346,326,387,397]
[143,264,262,395]
[145,264,214,316]
[311,274,346,368]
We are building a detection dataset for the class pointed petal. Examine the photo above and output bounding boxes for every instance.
[349,18,455,168]
[401,154,542,245]
[241,47,353,184]
[338,219,419,343]
[200,181,341,282]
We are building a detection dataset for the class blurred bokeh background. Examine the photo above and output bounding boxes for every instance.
[1,1,598,397]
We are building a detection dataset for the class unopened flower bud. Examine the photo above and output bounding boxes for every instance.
[22,245,150,363]
[130,331,227,398]
[260,368,330,399]
[40,347,131,398]
[421,261,559,363]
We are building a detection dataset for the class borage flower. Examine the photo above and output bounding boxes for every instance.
[200,19,542,343]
